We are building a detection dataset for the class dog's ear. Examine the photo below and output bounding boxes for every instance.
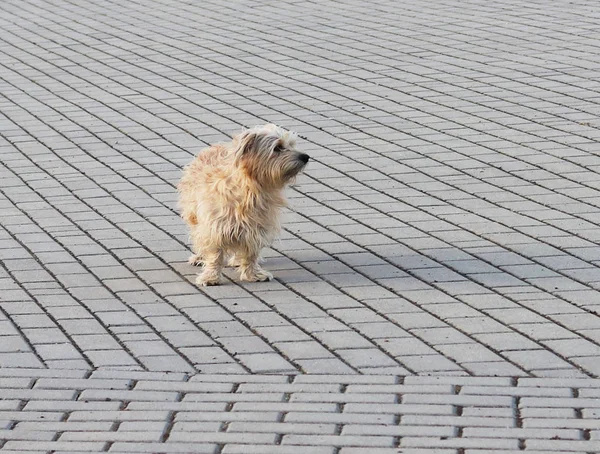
[233,131,258,159]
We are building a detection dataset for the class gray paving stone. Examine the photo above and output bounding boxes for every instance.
[78,389,179,402]
[282,433,394,447]
[2,441,107,452]
[223,446,335,454]
[168,431,277,444]
[401,437,519,449]
[340,450,456,454]
[110,442,217,452]
[60,431,163,442]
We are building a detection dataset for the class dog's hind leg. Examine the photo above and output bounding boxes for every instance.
[196,248,224,286]
[187,223,205,266]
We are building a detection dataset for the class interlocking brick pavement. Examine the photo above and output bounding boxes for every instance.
[2,0,600,451]
[0,368,599,453]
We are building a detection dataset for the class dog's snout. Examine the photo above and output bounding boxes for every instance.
[299,153,310,163]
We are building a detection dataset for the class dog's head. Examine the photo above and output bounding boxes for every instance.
[232,124,309,188]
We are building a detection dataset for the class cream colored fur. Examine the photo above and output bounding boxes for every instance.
[178,124,309,286]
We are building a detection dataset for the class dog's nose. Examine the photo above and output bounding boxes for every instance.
[299,153,310,163]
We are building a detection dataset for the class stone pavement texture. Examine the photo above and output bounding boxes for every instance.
[1,0,600,452]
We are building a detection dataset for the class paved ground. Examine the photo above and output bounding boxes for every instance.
[1,0,600,452]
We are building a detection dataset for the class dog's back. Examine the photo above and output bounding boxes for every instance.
[177,144,231,226]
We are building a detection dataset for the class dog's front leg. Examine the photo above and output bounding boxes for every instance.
[238,248,273,282]
[196,249,224,286]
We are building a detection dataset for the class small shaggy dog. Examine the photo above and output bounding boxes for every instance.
[178,124,309,286]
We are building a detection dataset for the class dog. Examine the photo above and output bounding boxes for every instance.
[178,124,309,286]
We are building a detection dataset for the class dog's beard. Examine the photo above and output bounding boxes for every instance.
[281,158,307,182]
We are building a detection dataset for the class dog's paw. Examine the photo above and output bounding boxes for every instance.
[195,273,221,286]
[188,254,203,266]
[240,268,273,282]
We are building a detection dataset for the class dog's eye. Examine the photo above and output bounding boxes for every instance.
[273,144,284,153]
